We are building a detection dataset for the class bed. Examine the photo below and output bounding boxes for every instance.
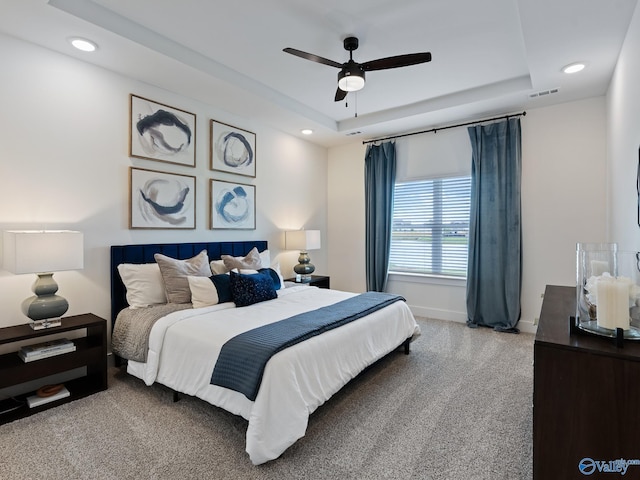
[110,241,420,465]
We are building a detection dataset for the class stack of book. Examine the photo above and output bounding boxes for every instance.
[27,385,70,408]
[18,338,76,363]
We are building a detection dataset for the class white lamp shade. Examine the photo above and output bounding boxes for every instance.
[3,230,84,274]
[285,230,321,251]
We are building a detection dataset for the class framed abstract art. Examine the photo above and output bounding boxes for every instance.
[129,94,196,167]
[210,179,256,230]
[210,120,256,177]
[129,167,196,229]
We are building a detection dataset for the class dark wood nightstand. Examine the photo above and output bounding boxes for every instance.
[285,275,330,289]
[0,313,108,425]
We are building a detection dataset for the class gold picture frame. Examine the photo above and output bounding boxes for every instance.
[129,167,196,229]
[210,119,256,177]
[129,94,196,167]
[209,179,256,230]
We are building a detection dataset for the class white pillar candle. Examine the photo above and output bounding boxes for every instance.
[597,277,630,330]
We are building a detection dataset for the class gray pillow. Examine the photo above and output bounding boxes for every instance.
[221,247,262,270]
[154,250,211,303]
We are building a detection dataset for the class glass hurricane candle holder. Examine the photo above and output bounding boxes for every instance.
[576,243,640,339]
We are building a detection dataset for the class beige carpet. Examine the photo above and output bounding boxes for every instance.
[0,317,534,480]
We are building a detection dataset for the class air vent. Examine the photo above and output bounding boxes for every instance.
[345,131,362,136]
[529,88,559,98]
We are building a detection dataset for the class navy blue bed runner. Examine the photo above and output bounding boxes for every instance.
[210,291,405,401]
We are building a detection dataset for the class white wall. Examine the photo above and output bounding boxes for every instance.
[521,97,607,329]
[607,3,640,250]
[0,33,328,332]
[327,142,367,292]
[328,97,608,333]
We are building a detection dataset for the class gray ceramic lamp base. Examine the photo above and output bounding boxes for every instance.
[22,273,69,329]
[293,251,315,276]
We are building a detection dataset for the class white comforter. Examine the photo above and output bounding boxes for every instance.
[126,286,420,464]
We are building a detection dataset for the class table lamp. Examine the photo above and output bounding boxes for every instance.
[3,230,84,329]
[285,230,321,281]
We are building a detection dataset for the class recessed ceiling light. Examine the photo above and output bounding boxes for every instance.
[562,62,585,74]
[301,129,313,135]
[69,37,98,52]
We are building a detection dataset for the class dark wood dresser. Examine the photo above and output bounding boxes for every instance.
[534,285,640,479]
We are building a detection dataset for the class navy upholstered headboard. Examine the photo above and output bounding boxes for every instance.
[110,240,268,326]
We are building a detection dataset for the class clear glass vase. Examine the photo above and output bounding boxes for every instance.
[576,242,617,324]
[576,242,640,338]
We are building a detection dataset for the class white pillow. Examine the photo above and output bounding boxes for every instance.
[259,249,271,268]
[117,263,167,308]
[187,276,219,308]
[210,259,227,275]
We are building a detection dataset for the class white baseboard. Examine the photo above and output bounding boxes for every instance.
[515,321,537,334]
[410,305,467,323]
[408,305,537,335]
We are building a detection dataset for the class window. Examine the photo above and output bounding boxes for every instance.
[389,176,471,278]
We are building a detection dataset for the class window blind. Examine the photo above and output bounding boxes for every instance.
[389,176,471,278]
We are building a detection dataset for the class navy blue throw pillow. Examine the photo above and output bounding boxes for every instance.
[258,268,282,290]
[229,270,277,307]
[210,274,233,303]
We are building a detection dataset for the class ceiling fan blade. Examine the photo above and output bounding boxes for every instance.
[361,52,432,71]
[334,87,347,102]
[283,48,343,69]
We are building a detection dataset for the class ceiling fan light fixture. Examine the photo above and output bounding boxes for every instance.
[283,36,431,101]
[338,66,365,92]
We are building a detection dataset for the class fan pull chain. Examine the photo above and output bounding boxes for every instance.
[345,93,358,118]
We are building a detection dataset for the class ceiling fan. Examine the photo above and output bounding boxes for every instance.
[283,36,432,102]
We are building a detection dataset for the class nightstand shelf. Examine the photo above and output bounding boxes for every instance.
[0,313,107,425]
[285,275,330,289]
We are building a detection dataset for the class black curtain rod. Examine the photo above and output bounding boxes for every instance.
[362,111,527,145]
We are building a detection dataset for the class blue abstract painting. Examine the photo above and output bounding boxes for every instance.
[130,94,196,167]
[130,167,196,229]
[210,120,256,177]
[210,179,256,230]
